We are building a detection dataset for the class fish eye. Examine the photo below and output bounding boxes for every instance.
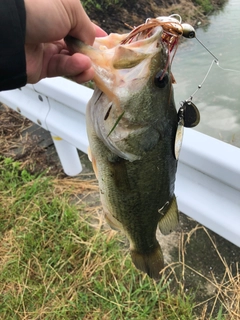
[154,70,169,88]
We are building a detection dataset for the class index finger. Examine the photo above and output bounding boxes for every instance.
[68,2,96,45]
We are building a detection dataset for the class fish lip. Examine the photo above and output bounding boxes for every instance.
[121,25,164,48]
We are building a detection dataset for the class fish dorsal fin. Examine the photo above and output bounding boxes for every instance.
[104,209,123,231]
[158,195,179,235]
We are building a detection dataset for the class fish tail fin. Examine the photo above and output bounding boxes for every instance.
[130,244,164,280]
[158,194,179,235]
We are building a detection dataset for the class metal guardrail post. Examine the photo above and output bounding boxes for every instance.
[51,134,82,176]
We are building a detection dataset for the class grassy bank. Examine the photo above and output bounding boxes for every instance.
[82,0,226,14]
[0,157,195,319]
[81,0,228,34]
[1,157,235,319]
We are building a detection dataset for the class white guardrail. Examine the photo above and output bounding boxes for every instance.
[0,77,239,247]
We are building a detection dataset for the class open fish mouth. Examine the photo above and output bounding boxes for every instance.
[88,25,166,75]
[119,15,183,52]
[64,15,184,96]
[84,15,184,99]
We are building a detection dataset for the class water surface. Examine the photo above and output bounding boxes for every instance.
[172,0,240,147]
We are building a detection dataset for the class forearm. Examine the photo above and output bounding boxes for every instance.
[0,0,27,91]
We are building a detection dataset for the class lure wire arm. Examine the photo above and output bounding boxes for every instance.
[179,16,240,103]
[194,36,219,62]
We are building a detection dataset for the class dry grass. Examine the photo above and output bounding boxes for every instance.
[0,104,62,175]
[159,225,240,319]
[43,176,240,319]
[0,104,32,154]
[0,155,240,319]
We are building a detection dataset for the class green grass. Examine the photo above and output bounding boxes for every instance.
[82,0,123,11]
[193,0,215,14]
[193,0,227,15]
[0,157,227,319]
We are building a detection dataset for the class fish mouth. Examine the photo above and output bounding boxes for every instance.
[88,17,184,99]
[94,24,165,58]
[92,15,183,76]
[90,15,185,80]
[111,26,165,71]
[86,24,167,105]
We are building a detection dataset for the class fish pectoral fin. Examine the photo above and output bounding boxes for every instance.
[130,244,164,280]
[88,148,98,180]
[158,195,179,235]
[87,146,92,162]
[104,210,123,231]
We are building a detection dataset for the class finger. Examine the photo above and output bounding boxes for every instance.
[46,52,93,81]
[69,2,95,45]
[71,68,95,84]
[94,24,108,37]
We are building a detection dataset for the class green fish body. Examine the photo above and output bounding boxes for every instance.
[65,25,179,280]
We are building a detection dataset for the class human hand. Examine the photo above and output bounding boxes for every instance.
[24,0,107,84]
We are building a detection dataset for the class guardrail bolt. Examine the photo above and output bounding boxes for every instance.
[38,95,43,102]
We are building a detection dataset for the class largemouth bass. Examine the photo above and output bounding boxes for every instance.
[65,17,185,280]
